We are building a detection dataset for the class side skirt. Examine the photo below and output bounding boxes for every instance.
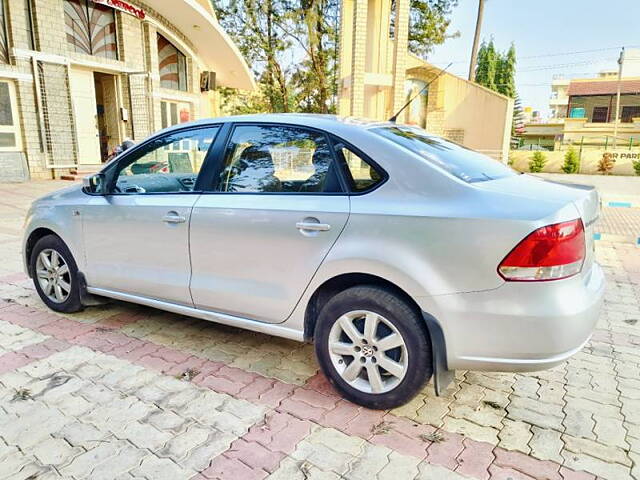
[422,311,455,396]
[86,286,305,342]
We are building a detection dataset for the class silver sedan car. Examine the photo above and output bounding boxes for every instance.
[22,114,605,409]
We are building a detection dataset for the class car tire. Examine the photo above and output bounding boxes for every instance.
[30,235,83,313]
[314,285,433,409]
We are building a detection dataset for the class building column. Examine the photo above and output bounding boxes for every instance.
[349,0,368,117]
[391,0,409,116]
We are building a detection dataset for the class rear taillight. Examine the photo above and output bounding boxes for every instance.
[498,219,585,281]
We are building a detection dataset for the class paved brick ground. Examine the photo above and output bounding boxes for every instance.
[597,207,640,239]
[1,181,639,479]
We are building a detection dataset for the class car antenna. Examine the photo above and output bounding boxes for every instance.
[388,62,453,123]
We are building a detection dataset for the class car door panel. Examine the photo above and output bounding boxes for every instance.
[82,126,220,306]
[83,194,198,305]
[189,194,349,323]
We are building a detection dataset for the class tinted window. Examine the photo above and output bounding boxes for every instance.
[114,127,218,193]
[215,125,343,193]
[372,125,516,183]
[334,143,384,192]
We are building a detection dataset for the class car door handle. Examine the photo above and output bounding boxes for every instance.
[296,221,331,232]
[163,212,187,224]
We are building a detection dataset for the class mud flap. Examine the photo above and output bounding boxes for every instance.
[422,311,454,396]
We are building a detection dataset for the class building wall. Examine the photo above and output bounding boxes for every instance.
[406,68,514,161]
[0,0,220,181]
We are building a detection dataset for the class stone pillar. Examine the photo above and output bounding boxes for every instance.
[349,0,368,117]
[391,0,409,116]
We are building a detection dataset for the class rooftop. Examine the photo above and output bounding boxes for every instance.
[567,78,640,96]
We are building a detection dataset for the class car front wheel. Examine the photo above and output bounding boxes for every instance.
[314,285,433,409]
[30,234,83,313]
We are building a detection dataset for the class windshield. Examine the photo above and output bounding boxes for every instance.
[372,125,517,183]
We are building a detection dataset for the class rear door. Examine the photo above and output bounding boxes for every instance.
[189,123,350,323]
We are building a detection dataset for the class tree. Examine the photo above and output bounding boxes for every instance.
[528,151,547,173]
[474,39,498,91]
[511,93,525,147]
[215,0,459,113]
[496,43,516,97]
[561,147,580,174]
[402,0,460,58]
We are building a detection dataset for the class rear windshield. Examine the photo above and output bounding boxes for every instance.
[371,125,517,183]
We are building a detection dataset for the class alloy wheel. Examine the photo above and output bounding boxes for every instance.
[327,310,408,394]
[35,248,72,303]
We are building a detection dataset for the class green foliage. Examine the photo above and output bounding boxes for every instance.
[404,0,460,58]
[528,151,547,173]
[496,43,516,98]
[214,0,459,114]
[633,159,640,176]
[561,147,580,174]
[475,39,517,98]
[475,39,498,91]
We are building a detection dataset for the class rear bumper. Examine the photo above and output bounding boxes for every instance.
[420,262,605,372]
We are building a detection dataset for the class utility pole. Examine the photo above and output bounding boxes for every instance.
[468,0,485,81]
[613,47,625,148]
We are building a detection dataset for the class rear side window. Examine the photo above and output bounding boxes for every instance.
[372,125,516,183]
[334,142,384,192]
[214,125,343,193]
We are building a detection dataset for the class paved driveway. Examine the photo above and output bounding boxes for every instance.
[1,181,639,480]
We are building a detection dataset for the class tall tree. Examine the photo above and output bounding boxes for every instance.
[496,43,516,98]
[474,38,498,91]
[390,0,459,58]
[215,0,459,113]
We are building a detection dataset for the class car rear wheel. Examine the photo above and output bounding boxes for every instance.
[314,285,432,409]
[30,235,83,313]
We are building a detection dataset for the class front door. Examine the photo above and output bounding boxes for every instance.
[82,126,220,305]
[189,124,350,323]
[69,68,101,165]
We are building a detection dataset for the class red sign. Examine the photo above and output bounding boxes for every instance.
[91,0,145,19]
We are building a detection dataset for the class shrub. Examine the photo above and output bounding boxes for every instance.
[561,147,580,174]
[598,153,615,175]
[633,159,640,176]
[528,151,547,173]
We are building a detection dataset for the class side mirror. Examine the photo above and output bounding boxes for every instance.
[83,173,106,195]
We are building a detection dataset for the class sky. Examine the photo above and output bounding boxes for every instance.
[427,0,640,118]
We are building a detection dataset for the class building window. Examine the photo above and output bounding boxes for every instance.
[157,34,187,91]
[621,106,640,123]
[592,106,609,123]
[160,100,191,129]
[24,0,36,50]
[64,0,118,59]
[0,81,22,150]
[0,1,9,63]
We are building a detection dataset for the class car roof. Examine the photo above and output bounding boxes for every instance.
[158,113,398,136]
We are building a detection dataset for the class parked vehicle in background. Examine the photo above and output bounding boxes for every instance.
[22,114,605,409]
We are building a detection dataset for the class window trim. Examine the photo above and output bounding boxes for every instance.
[199,122,351,196]
[0,80,23,152]
[328,133,388,195]
[157,33,188,92]
[98,124,221,196]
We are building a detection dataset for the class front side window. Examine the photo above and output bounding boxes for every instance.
[214,125,342,194]
[64,0,118,59]
[0,1,8,62]
[113,127,219,194]
[372,125,516,183]
[158,34,187,91]
[0,81,22,151]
